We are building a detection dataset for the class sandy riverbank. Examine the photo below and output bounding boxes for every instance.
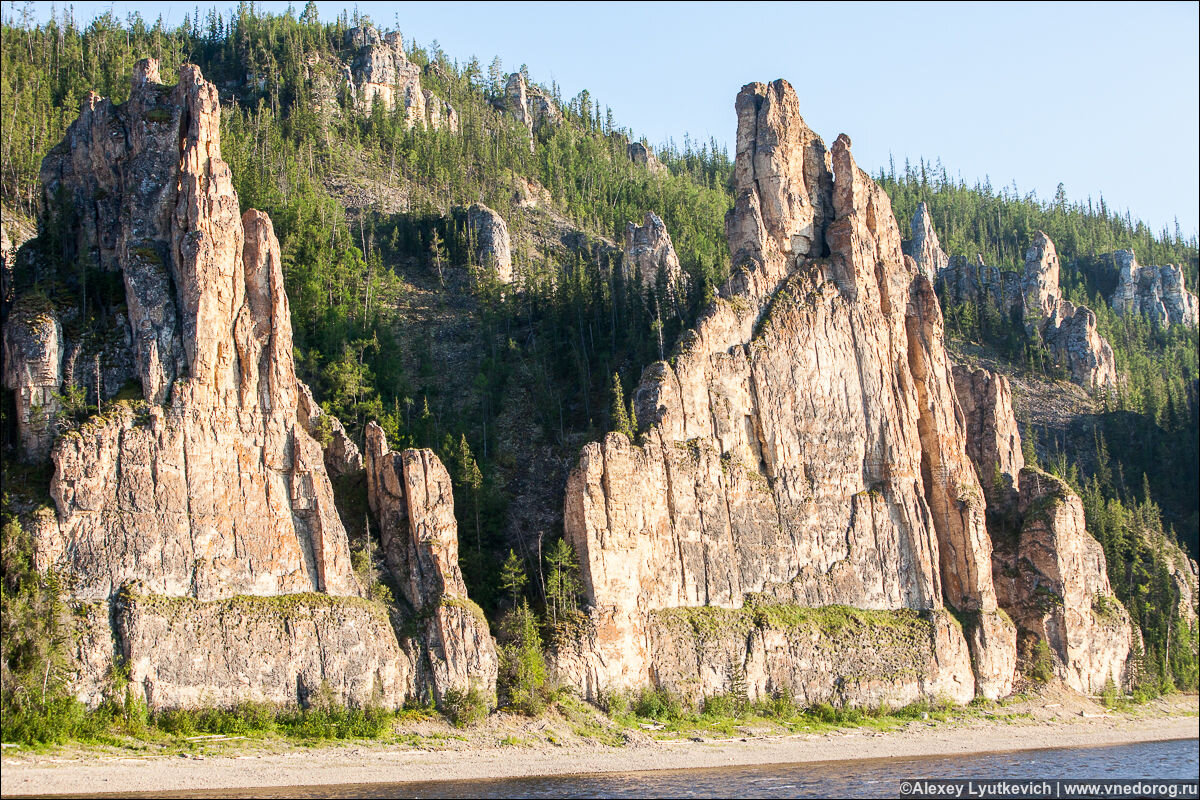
[3,691,1196,797]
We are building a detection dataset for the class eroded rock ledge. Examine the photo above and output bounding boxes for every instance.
[6,61,492,710]
[559,79,1018,705]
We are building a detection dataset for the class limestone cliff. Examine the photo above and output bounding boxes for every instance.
[1024,233,1118,390]
[8,61,492,710]
[1104,249,1199,328]
[952,364,1131,691]
[996,469,1132,692]
[559,79,1016,704]
[622,212,689,313]
[921,206,1117,391]
[364,423,499,701]
[467,203,514,284]
[343,26,456,131]
[627,142,666,175]
[902,202,949,283]
[495,73,560,151]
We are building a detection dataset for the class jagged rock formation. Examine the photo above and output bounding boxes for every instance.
[996,469,1132,692]
[364,423,499,701]
[1104,249,1199,328]
[495,73,560,151]
[953,366,1024,507]
[343,26,456,131]
[627,141,665,175]
[952,364,1131,692]
[7,61,498,710]
[922,206,1117,391]
[2,298,62,461]
[938,254,1021,311]
[622,212,689,311]
[559,79,1016,704]
[903,202,949,283]
[1024,233,1118,390]
[29,61,358,602]
[467,203,514,283]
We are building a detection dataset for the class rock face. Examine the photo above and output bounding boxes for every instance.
[364,423,499,701]
[2,298,62,461]
[496,73,560,150]
[951,364,1131,692]
[903,202,949,283]
[994,469,1132,693]
[1104,249,1199,328]
[627,141,665,175]
[953,366,1024,506]
[29,62,359,603]
[924,210,1117,391]
[938,254,1021,311]
[343,26,456,131]
[2,61,491,711]
[467,203,513,283]
[622,212,689,311]
[72,592,416,710]
[559,79,1015,704]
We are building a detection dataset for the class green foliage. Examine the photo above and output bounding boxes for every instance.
[1026,639,1056,684]
[609,372,636,441]
[543,537,582,633]
[499,549,528,609]
[439,686,490,728]
[497,599,547,715]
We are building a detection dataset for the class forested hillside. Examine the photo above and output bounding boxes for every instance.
[2,3,1196,719]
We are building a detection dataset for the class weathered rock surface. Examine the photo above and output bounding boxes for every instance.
[2,297,63,461]
[72,592,416,710]
[952,364,1129,691]
[993,468,1132,693]
[467,203,513,283]
[1104,249,1199,328]
[495,72,560,150]
[296,380,363,478]
[560,79,1015,704]
[953,365,1024,506]
[627,141,665,175]
[927,215,1117,391]
[557,606,975,708]
[622,212,689,311]
[903,202,949,283]
[1021,233,1117,390]
[937,254,1021,311]
[364,423,498,701]
[28,63,359,603]
[343,26,456,131]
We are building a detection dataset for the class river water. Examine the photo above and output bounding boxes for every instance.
[137,738,1198,798]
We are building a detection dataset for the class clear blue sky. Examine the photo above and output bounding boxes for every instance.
[12,1,1200,238]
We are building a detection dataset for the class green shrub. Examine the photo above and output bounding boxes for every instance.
[498,599,547,715]
[632,686,684,721]
[440,686,489,727]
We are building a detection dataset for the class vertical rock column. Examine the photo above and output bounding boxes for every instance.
[364,423,498,702]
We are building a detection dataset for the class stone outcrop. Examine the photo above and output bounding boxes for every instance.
[2,297,63,461]
[622,212,689,311]
[559,79,1016,704]
[993,468,1132,693]
[953,366,1024,507]
[467,203,513,283]
[1022,234,1116,389]
[627,141,665,175]
[364,423,498,701]
[296,380,363,477]
[1104,249,1198,328]
[923,210,1117,391]
[938,254,1021,311]
[495,72,560,151]
[952,364,1131,692]
[29,62,359,604]
[343,26,456,131]
[903,202,949,283]
[71,592,416,710]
